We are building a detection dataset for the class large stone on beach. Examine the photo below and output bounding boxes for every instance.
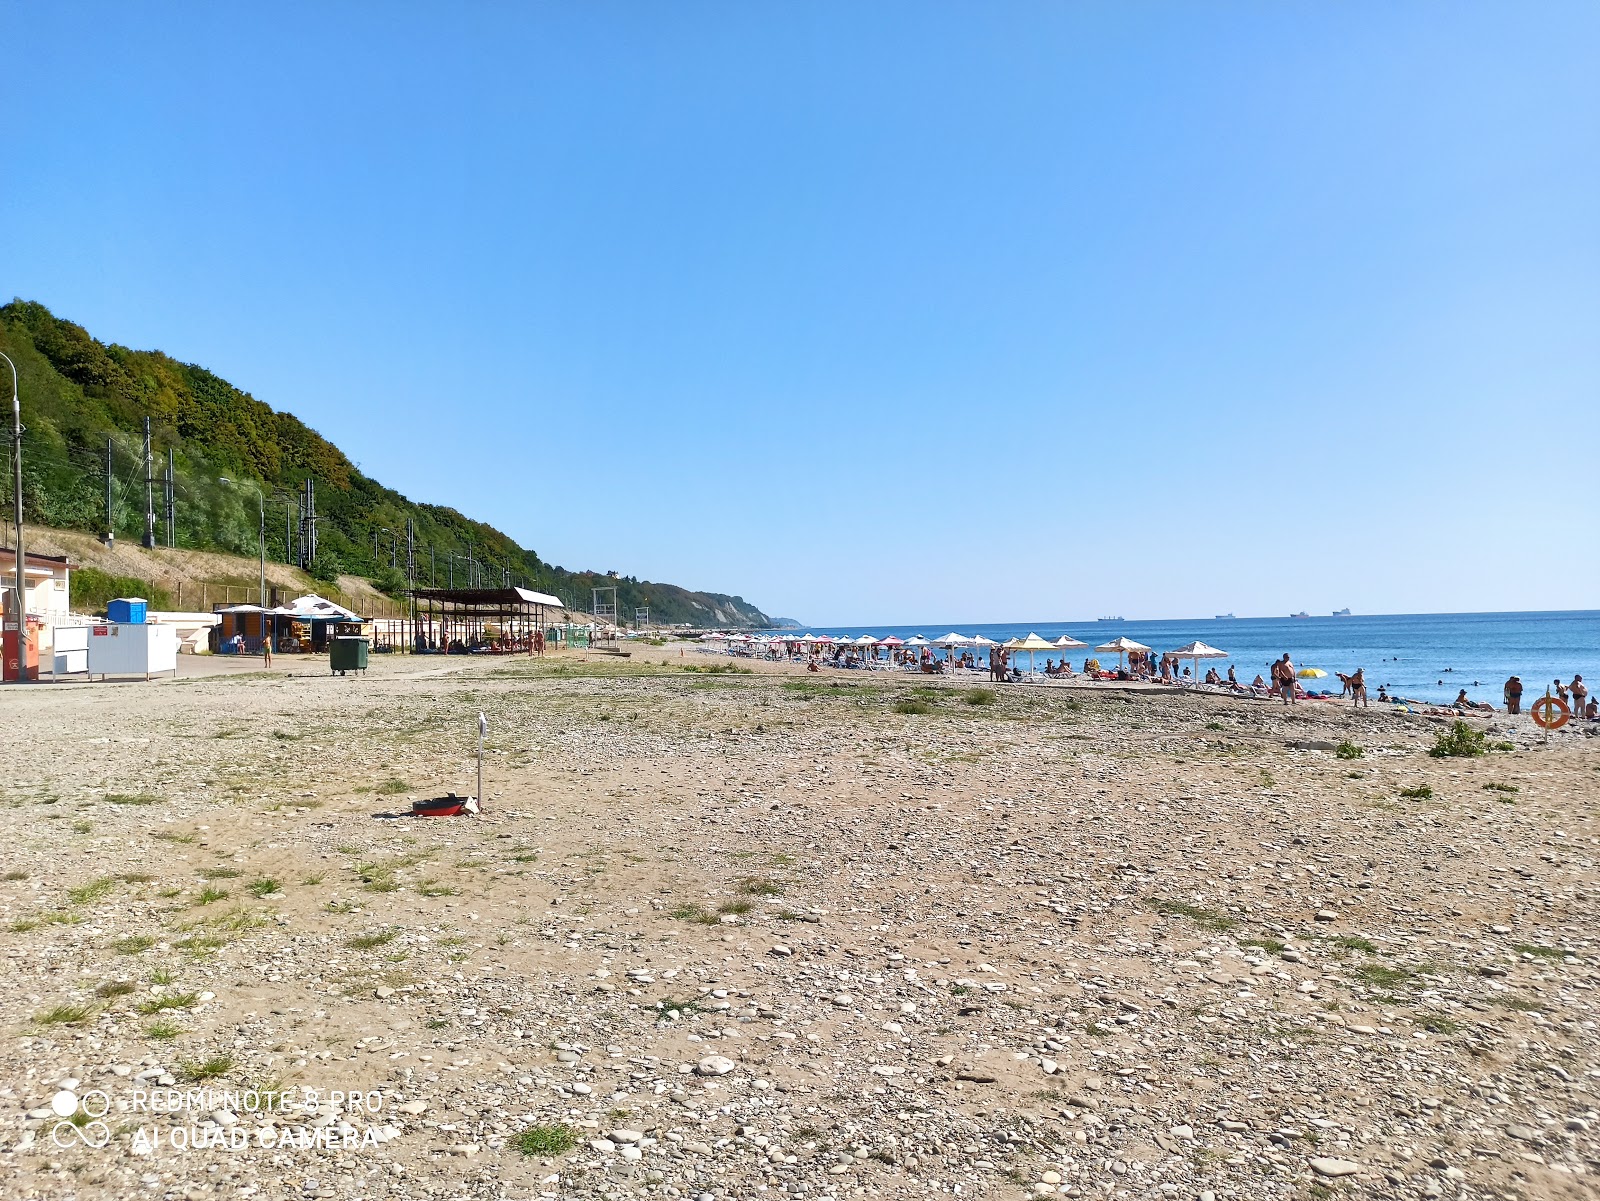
[696,1055,736,1076]
[1309,1157,1361,1178]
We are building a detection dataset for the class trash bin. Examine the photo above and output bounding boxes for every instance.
[330,636,369,676]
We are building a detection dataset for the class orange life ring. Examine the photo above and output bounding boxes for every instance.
[1531,696,1570,730]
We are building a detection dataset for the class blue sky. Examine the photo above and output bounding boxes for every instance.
[4,2,1596,624]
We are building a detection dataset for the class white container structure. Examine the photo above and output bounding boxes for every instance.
[86,623,179,681]
[53,625,89,676]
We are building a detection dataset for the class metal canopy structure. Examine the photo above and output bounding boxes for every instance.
[408,586,566,655]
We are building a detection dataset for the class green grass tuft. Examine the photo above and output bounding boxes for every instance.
[1335,740,1364,760]
[1152,897,1236,931]
[1429,721,1486,758]
[512,1123,578,1157]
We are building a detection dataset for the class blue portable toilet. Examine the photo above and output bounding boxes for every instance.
[107,597,148,624]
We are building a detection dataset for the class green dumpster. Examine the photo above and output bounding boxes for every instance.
[330,636,369,676]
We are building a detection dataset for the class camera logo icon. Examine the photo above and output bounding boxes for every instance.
[49,1089,112,1149]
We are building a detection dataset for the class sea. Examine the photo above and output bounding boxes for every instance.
[779,611,1599,706]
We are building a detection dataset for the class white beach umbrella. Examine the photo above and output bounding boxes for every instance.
[902,635,931,647]
[970,634,997,647]
[1094,635,1152,669]
[853,634,877,646]
[1169,639,1228,680]
[934,632,973,647]
[1053,633,1088,649]
[1002,632,1055,676]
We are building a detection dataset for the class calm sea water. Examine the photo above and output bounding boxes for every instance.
[783,611,1600,706]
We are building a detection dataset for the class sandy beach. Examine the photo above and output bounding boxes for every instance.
[2,645,1596,1201]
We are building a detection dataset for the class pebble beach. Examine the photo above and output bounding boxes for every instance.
[2,645,1596,1201]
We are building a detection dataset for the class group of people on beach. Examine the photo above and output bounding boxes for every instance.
[1501,674,1593,720]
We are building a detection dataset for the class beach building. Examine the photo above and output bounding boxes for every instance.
[407,586,565,654]
[0,547,73,675]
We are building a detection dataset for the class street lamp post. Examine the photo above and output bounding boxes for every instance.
[219,478,267,664]
[1,351,25,684]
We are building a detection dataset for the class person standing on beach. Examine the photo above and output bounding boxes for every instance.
[1572,675,1588,717]
[1503,675,1522,715]
[1273,653,1297,705]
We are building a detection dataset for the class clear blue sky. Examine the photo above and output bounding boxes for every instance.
[4,3,1596,624]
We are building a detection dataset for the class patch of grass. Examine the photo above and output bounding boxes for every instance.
[0,869,26,881]
[36,1003,95,1025]
[194,885,230,905]
[1353,964,1417,990]
[736,876,783,897]
[7,918,39,932]
[1482,782,1519,794]
[512,1123,578,1157]
[1344,770,1364,779]
[1399,785,1434,800]
[425,1018,449,1030]
[1258,768,1276,788]
[893,698,935,715]
[964,688,997,706]
[1243,937,1287,955]
[1514,943,1565,961]
[151,968,174,985]
[151,831,196,844]
[67,877,118,905]
[1204,721,1225,731]
[180,1054,234,1081]
[1493,994,1542,1013]
[1430,720,1486,759]
[200,867,242,880]
[105,792,162,806]
[1487,739,1515,752]
[654,996,704,1021]
[1333,935,1379,954]
[347,928,399,950]
[1335,741,1364,760]
[72,819,93,834]
[1152,897,1237,932]
[146,1020,182,1040]
[247,878,282,898]
[668,902,718,925]
[112,934,157,954]
[118,872,156,884]
[681,663,752,675]
[137,991,200,1015]
[375,779,410,796]
[1419,1014,1462,1035]
[774,909,810,922]
[94,980,136,999]
[416,880,457,897]
[717,898,753,917]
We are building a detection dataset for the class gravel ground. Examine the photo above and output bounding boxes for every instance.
[1,646,1595,1201]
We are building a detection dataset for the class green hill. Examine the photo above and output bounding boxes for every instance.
[0,299,771,628]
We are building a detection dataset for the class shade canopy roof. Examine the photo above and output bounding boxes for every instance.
[902,635,931,647]
[1170,640,1228,659]
[1007,632,1056,651]
[276,594,362,621]
[1095,636,1152,653]
[409,586,564,609]
[1053,634,1089,649]
[969,634,998,647]
[934,632,973,647]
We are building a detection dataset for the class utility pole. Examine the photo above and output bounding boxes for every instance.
[285,502,294,566]
[390,530,398,570]
[165,448,176,548]
[141,417,156,549]
[406,518,415,583]
[1,350,25,683]
[104,437,115,548]
[429,543,435,587]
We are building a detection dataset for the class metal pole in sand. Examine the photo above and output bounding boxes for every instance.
[476,711,487,809]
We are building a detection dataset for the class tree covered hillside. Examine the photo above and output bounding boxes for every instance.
[0,300,771,627]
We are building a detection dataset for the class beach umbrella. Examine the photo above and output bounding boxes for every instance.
[1170,640,1228,680]
[903,635,931,647]
[970,634,997,647]
[1006,631,1056,676]
[852,634,877,646]
[1094,635,1152,669]
[1297,667,1327,679]
[1053,634,1088,650]
[934,632,972,663]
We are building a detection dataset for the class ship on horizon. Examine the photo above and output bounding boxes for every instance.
[1215,612,1237,619]
[1291,611,1310,618]
[1333,607,1352,617]
[1096,615,1124,622]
